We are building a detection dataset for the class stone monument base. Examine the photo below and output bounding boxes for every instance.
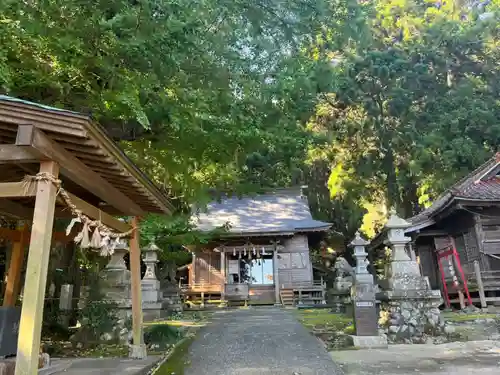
[350,335,388,349]
[161,287,183,313]
[142,302,168,322]
[377,288,445,343]
[0,359,15,375]
[129,344,147,359]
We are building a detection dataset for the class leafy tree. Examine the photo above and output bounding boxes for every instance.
[0,0,361,203]
[310,0,500,219]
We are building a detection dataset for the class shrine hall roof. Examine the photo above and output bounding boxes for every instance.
[407,153,500,229]
[191,188,331,236]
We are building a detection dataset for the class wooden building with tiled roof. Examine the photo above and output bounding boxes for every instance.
[183,188,331,307]
[405,153,500,306]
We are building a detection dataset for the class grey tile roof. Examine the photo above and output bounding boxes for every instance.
[408,153,500,225]
[191,190,331,235]
[0,95,83,116]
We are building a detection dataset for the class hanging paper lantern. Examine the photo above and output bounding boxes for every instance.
[253,246,256,255]
[238,251,242,259]
[233,248,236,256]
[243,247,247,256]
[261,246,266,255]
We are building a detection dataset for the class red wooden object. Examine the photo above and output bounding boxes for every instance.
[435,236,472,308]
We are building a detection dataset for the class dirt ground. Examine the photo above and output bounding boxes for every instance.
[330,340,500,375]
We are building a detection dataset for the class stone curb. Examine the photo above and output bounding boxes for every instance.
[136,356,165,375]
[38,360,73,375]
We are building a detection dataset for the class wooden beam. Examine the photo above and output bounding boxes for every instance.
[3,223,29,306]
[15,161,59,375]
[16,125,144,216]
[0,199,34,218]
[129,216,146,358]
[0,145,38,163]
[65,192,131,233]
[0,185,130,232]
[0,227,74,244]
[0,181,36,198]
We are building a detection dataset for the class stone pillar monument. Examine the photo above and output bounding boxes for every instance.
[378,213,445,344]
[142,242,161,303]
[99,240,131,309]
[141,242,163,321]
[350,232,387,348]
[91,240,133,344]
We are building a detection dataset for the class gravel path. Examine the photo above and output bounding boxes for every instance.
[184,307,344,375]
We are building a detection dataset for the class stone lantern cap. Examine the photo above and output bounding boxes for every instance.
[114,238,129,251]
[143,241,160,262]
[143,242,160,252]
[385,212,411,229]
[350,231,369,247]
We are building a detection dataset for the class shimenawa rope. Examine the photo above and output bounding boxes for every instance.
[22,172,135,256]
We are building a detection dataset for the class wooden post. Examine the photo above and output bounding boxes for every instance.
[458,290,465,310]
[273,245,281,305]
[4,223,29,306]
[220,250,226,302]
[129,216,146,359]
[192,252,196,284]
[474,260,487,309]
[15,161,59,375]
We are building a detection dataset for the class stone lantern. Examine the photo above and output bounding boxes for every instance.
[98,239,131,306]
[141,242,161,304]
[351,231,373,284]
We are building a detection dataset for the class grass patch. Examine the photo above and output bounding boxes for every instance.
[442,312,498,322]
[294,310,356,351]
[43,341,129,358]
[44,311,208,359]
[154,335,195,375]
[84,344,129,357]
[144,311,212,329]
[294,309,353,332]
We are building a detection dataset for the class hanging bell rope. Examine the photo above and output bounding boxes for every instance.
[22,172,136,256]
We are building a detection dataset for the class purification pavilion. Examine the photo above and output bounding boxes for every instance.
[0,96,173,375]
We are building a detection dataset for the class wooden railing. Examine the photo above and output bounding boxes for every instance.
[449,260,500,308]
[281,280,326,290]
[180,283,222,293]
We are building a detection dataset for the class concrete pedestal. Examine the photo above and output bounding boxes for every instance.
[350,335,388,349]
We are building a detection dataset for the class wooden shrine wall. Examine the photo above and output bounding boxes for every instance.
[475,207,500,271]
[248,285,275,303]
[193,252,223,286]
[278,235,313,288]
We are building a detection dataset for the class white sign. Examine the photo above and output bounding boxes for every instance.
[228,260,239,274]
[356,301,374,307]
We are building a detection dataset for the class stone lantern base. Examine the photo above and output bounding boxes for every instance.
[378,288,445,343]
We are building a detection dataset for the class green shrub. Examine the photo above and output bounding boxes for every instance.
[144,324,183,349]
[343,324,355,335]
[76,274,119,347]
